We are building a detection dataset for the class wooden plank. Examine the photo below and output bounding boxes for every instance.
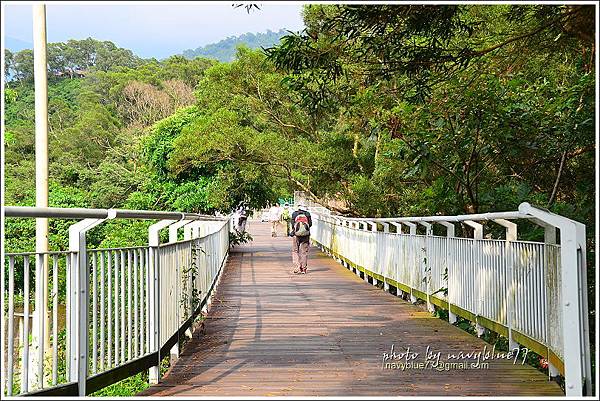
[138,221,563,397]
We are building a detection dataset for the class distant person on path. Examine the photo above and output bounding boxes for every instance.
[268,203,282,237]
[235,202,248,233]
[290,203,312,274]
[281,203,292,236]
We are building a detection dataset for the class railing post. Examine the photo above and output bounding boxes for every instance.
[390,222,402,234]
[183,221,211,315]
[520,203,591,395]
[68,214,113,396]
[169,219,192,243]
[369,221,378,232]
[367,221,379,286]
[437,222,456,323]
[541,221,561,378]
[381,221,390,292]
[574,221,592,394]
[184,221,204,240]
[148,219,177,385]
[493,219,519,351]
[389,222,406,298]
[418,222,434,313]
[403,222,418,304]
[29,253,45,391]
[529,215,580,379]
[464,220,486,337]
[167,219,190,360]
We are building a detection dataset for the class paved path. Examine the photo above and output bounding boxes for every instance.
[139,221,563,396]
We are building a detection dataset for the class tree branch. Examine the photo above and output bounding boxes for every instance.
[547,150,567,207]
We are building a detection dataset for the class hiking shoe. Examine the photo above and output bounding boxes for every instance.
[293,269,302,274]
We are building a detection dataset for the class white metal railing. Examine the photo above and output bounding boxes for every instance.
[306,202,591,396]
[2,206,230,396]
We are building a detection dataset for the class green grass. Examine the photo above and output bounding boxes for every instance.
[89,356,170,397]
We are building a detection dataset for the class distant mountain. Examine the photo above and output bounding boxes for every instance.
[182,29,288,62]
[5,36,33,52]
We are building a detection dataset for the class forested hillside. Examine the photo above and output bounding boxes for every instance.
[181,29,287,61]
[3,4,596,394]
[4,3,595,253]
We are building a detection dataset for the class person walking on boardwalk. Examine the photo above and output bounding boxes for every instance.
[282,202,292,236]
[268,203,282,237]
[290,203,312,274]
[234,202,248,233]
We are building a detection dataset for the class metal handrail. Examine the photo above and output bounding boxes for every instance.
[3,206,227,221]
[2,207,232,397]
[306,201,591,396]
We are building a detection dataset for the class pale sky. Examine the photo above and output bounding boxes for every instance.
[2,2,306,59]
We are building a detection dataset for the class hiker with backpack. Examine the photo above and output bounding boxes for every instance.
[282,203,292,236]
[290,203,312,274]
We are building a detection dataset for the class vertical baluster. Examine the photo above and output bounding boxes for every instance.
[65,254,71,376]
[133,249,139,358]
[0,256,4,396]
[528,244,534,337]
[7,256,15,395]
[120,250,125,363]
[174,245,179,334]
[536,245,543,340]
[99,251,105,371]
[35,253,45,389]
[160,248,164,347]
[531,245,537,339]
[524,244,530,336]
[541,245,548,343]
[167,247,171,342]
[107,251,112,368]
[188,242,193,313]
[495,242,500,320]
[127,250,132,360]
[145,247,150,354]
[51,255,58,385]
[21,256,30,393]
[492,243,497,321]
[140,249,145,356]
[163,248,168,346]
[533,245,539,339]
[515,243,522,333]
[114,251,119,366]
[165,247,169,343]
[92,252,97,374]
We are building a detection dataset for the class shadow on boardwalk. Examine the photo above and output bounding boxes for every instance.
[138,221,563,396]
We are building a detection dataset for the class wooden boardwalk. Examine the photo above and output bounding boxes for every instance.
[139,221,563,396]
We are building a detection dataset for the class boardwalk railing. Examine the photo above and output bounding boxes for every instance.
[2,206,231,396]
[307,202,591,396]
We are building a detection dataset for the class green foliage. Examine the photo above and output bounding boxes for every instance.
[6,38,143,82]
[144,106,202,177]
[182,29,289,62]
[89,371,150,397]
[229,230,254,248]
[3,7,595,393]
